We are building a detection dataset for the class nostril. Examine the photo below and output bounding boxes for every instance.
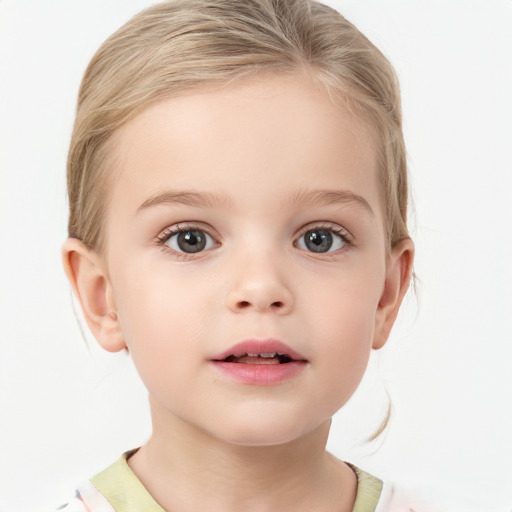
[236,300,284,309]
[232,299,289,312]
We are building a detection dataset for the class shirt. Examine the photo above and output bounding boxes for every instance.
[57,449,425,512]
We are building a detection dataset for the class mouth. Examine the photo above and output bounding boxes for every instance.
[210,340,307,385]
[221,352,295,365]
[211,339,307,365]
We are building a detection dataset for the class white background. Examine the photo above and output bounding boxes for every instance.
[1,1,511,511]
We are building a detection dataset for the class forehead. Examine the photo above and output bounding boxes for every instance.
[107,73,381,220]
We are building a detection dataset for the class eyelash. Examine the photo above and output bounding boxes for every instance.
[295,222,354,256]
[297,222,353,243]
[155,223,215,260]
[155,222,354,259]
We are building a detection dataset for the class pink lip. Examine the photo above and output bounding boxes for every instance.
[210,339,308,386]
[211,339,307,362]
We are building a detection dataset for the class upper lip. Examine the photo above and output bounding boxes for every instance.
[211,339,307,362]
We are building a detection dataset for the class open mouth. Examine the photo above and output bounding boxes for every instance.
[221,352,294,365]
[211,340,306,384]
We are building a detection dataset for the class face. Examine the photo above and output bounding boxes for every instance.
[101,74,392,446]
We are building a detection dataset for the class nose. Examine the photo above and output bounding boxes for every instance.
[226,256,294,315]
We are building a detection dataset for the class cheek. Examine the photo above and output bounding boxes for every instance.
[114,258,208,322]
[307,300,376,418]
[303,265,383,393]
[110,259,226,367]
[114,285,204,412]
[110,265,207,363]
[314,294,376,368]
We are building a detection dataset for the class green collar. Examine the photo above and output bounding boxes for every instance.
[91,449,165,512]
[91,450,383,512]
[348,463,383,512]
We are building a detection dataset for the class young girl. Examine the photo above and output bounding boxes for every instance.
[58,0,420,510]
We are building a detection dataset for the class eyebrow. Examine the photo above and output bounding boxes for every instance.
[137,188,374,215]
[137,190,232,213]
[286,188,374,216]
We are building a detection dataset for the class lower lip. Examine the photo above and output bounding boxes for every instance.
[210,361,307,385]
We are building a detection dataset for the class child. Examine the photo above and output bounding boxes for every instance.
[59,0,422,510]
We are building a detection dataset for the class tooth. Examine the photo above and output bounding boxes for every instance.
[260,352,277,358]
[247,353,258,357]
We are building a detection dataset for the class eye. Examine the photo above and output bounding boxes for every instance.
[296,227,348,253]
[164,228,217,254]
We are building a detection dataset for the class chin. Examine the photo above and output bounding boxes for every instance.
[210,414,327,448]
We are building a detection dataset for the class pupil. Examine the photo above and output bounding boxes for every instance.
[305,229,332,253]
[177,230,206,253]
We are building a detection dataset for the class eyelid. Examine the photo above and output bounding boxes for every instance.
[155,222,220,257]
[156,222,216,241]
[295,222,354,244]
[154,221,353,259]
[293,222,355,257]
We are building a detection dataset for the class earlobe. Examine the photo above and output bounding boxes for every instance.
[372,239,415,350]
[62,238,126,352]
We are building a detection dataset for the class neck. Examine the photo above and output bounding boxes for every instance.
[128,399,357,512]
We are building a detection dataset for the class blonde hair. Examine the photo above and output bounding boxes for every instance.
[67,0,409,253]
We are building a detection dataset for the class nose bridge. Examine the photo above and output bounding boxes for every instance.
[226,241,294,315]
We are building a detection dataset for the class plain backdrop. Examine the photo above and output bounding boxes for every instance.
[1,1,511,511]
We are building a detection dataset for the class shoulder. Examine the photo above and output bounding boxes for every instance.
[377,482,440,512]
[55,449,164,512]
[350,464,441,512]
[55,481,115,512]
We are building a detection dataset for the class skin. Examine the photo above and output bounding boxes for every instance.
[63,73,413,511]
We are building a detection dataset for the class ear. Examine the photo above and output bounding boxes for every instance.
[62,238,126,352]
[372,239,415,350]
